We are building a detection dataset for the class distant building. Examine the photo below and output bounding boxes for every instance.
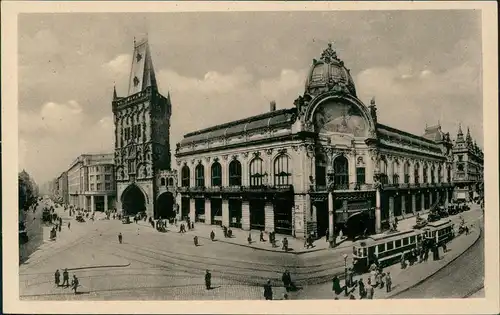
[67,153,116,211]
[452,125,484,201]
[174,43,456,239]
[111,37,177,219]
[56,171,69,205]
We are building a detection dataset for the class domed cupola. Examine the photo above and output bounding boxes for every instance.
[305,43,357,97]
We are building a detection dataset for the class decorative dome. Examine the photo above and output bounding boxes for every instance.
[305,43,357,97]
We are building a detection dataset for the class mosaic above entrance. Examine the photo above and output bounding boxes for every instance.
[313,101,368,137]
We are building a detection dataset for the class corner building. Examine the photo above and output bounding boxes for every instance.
[175,44,456,239]
[112,38,177,219]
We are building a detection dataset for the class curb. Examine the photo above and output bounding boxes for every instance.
[387,226,482,298]
[68,262,131,271]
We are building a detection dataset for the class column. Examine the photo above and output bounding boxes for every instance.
[222,199,229,227]
[104,195,108,212]
[264,201,274,232]
[445,190,449,208]
[429,191,433,206]
[436,191,440,205]
[294,195,307,239]
[241,200,250,230]
[328,192,335,246]
[412,193,416,215]
[189,198,195,222]
[421,193,425,211]
[91,195,95,212]
[375,188,381,234]
[205,198,212,225]
[389,196,394,222]
[175,194,182,221]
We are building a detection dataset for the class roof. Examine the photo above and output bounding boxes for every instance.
[127,38,157,96]
[423,125,444,142]
[376,123,442,153]
[179,108,297,146]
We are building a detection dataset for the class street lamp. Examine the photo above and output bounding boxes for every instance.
[343,253,348,296]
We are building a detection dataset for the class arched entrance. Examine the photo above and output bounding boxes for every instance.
[121,185,146,216]
[155,192,175,219]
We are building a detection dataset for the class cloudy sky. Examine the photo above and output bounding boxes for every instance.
[18,10,482,184]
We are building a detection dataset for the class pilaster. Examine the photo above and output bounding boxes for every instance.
[264,201,274,232]
[241,200,250,230]
[205,198,212,225]
[412,193,416,214]
[222,199,229,227]
[189,198,195,222]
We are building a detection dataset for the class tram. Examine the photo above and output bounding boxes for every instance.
[423,219,455,245]
[352,219,455,273]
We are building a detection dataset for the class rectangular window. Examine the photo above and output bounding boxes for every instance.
[96,183,102,191]
[356,167,366,185]
[90,184,95,191]
[403,237,409,246]
[395,240,402,248]
[89,175,94,182]
[387,242,394,250]
[377,244,385,253]
[105,174,111,181]
[96,175,101,181]
[105,183,111,191]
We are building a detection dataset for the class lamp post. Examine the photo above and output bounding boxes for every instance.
[326,166,336,248]
[343,253,348,296]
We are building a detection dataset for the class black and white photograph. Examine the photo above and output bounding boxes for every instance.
[2,1,499,314]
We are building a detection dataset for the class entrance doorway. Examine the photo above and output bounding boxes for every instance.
[229,199,242,228]
[274,199,292,235]
[94,196,105,212]
[250,199,265,230]
[121,184,146,216]
[315,201,329,238]
[181,197,190,220]
[211,199,222,225]
[155,192,175,219]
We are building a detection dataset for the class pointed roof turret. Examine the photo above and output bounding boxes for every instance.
[113,84,118,100]
[466,127,473,146]
[127,36,158,96]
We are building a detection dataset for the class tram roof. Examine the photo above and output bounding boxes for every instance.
[354,229,423,247]
[426,219,453,228]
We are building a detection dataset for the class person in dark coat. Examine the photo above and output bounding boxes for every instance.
[67,222,71,230]
[54,269,60,287]
[62,269,70,287]
[71,275,79,294]
[210,230,215,241]
[205,270,211,290]
[118,232,123,244]
[358,278,366,299]
[385,272,392,293]
[282,270,291,291]
[260,230,265,242]
[263,280,273,300]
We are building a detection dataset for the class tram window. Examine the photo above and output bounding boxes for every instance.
[403,238,409,246]
[395,240,402,248]
[377,244,385,253]
[410,236,416,243]
[363,248,367,256]
[387,242,394,250]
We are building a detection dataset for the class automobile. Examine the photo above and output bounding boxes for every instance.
[122,216,131,224]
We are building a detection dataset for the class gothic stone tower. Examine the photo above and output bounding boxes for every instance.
[112,37,172,218]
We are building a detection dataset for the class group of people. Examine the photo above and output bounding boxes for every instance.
[54,268,80,294]
[331,265,392,300]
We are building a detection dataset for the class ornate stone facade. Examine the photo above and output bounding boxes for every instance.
[112,38,176,219]
[174,43,461,239]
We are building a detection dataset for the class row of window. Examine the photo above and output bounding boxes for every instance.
[89,175,113,182]
[123,124,144,141]
[180,155,291,187]
[89,183,113,191]
[89,166,113,173]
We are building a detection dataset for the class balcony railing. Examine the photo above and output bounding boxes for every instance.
[177,185,293,194]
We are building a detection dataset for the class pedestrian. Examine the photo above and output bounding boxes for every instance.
[191,222,195,230]
[62,268,69,287]
[385,272,392,293]
[194,236,199,246]
[54,269,60,287]
[349,294,356,300]
[263,279,273,300]
[67,222,71,230]
[400,253,407,269]
[260,230,265,242]
[282,270,291,292]
[210,230,215,241]
[71,275,79,294]
[332,275,342,296]
[325,229,329,242]
[282,237,289,251]
[358,278,366,299]
[118,232,123,244]
[205,270,211,290]
[283,293,289,300]
[366,278,374,299]
[247,233,252,244]
[58,224,62,232]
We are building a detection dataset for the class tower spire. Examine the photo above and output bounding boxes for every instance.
[127,35,157,96]
[113,83,118,100]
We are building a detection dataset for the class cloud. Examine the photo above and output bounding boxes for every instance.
[259,69,307,99]
[19,100,84,135]
[103,54,132,75]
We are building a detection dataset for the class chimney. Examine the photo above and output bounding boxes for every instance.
[270,100,276,112]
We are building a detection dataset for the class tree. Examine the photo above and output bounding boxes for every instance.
[18,170,38,211]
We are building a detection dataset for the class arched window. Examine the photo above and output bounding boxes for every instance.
[333,156,349,189]
[274,155,291,186]
[211,162,222,187]
[181,165,190,187]
[195,164,205,188]
[168,178,174,186]
[249,158,264,187]
[404,161,410,184]
[379,158,388,184]
[229,160,242,186]
[430,165,436,183]
[160,178,166,186]
[423,164,428,183]
[392,161,400,184]
[414,163,420,184]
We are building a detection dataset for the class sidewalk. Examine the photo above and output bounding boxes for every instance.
[296,222,481,299]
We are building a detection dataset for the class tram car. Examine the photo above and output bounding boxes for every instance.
[42,208,52,223]
[352,229,425,273]
[422,219,454,245]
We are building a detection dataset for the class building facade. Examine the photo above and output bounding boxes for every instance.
[56,171,69,205]
[112,38,177,219]
[174,44,456,239]
[452,125,484,201]
[67,153,117,211]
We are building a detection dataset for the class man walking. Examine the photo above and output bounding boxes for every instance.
[67,222,71,230]
[118,232,123,244]
[71,275,79,294]
[205,270,212,290]
[62,268,70,287]
[263,279,273,300]
[54,269,60,287]
[385,272,392,293]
